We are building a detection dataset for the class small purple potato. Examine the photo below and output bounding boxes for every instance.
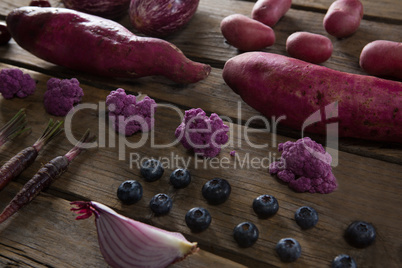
[323,0,363,38]
[286,32,333,64]
[360,40,402,80]
[220,14,275,51]
[251,0,292,27]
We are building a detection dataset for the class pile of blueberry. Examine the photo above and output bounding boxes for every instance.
[117,159,375,266]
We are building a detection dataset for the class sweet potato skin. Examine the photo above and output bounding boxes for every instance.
[359,40,402,81]
[222,52,402,143]
[6,7,210,84]
[323,0,363,38]
[220,14,275,51]
[286,32,333,64]
[251,0,292,27]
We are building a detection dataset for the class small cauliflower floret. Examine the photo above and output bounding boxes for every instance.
[269,137,337,194]
[106,88,157,136]
[175,108,229,158]
[0,68,36,99]
[43,78,84,116]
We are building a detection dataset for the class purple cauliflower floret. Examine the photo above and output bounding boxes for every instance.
[269,137,337,194]
[106,88,157,136]
[0,68,36,99]
[175,108,229,158]
[43,78,84,116]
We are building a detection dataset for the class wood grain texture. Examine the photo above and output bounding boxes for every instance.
[0,19,401,163]
[0,0,401,267]
[0,64,401,267]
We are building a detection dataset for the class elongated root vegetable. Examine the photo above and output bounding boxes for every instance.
[359,40,402,81]
[220,14,275,51]
[222,52,402,143]
[6,7,211,84]
[0,109,30,147]
[71,201,198,268]
[323,0,363,38]
[0,119,63,191]
[251,0,292,27]
[0,130,95,223]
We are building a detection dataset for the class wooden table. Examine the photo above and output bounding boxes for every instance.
[0,0,401,267]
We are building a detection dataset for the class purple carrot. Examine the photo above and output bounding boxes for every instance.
[0,130,95,223]
[0,109,30,147]
[0,119,63,191]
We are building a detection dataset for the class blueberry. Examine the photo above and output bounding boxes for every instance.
[170,168,191,189]
[345,221,376,248]
[185,207,212,232]
[202,178,231,205]
[140,159,164,182]
[149,193,173,216]
[275,238,302,263]
[252,194,279,218]
[117,180,143,205]
[233,222,259,248]
[294,206,319,229]
[332,254,357,268]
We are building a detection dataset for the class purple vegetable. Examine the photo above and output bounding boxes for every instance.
[43,78,84,116]
[106,88,157,136]
[29,0,51,7]
[0,119,63,191]
[70,201,198,268]
[129,0,200,37]
[7,7,211,84]
[0,23,12,45]
[175,108,229,158]
[62,0,130,19]
[269,137,338,194]
[0,130,94,224]
[0,68,36,99]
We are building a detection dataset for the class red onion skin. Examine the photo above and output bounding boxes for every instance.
[71,201,198,268]
[62,0,130,19]
[129,0,200,37]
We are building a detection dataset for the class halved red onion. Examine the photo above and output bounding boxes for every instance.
[71,201,198,268]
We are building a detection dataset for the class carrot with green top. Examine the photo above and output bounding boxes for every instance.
[0,109,30,147]
[0,119,63,191]
[0,130,95,223]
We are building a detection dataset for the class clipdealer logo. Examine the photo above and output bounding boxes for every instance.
[62,101,339,169]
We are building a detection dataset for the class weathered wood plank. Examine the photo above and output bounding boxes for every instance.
[0,64,401,267]
[292,0,402,23]
[1,0,401,23]
[1,41,401,165]
[1,1,401,70]
[0,184,245,268]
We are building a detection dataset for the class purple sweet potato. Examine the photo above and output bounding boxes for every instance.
[323,0,363,38]
[251,0,292,27]
[359,40,402,81]
[286,32,333,64]
[6,7,210,84]
[220,14,275,51]
[222,52,402,143]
